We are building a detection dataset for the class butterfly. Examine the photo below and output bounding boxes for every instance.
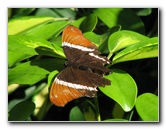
[50,25,111,107]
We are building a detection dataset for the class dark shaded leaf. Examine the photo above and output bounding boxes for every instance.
[104,119,128,121]
[133,8,152,16]
[69,106,85,121]
[93,8,145,34]
[8,101,35,121]
[52,8,76,20]
[80,14,98,32]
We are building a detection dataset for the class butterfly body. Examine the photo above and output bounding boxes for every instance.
[50,25,111,107]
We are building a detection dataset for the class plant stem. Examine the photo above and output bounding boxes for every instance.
[128,109,134,121]
[107,52,113,60]
[94,97,101,121]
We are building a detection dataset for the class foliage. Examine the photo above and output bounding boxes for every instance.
[8,8,158,121]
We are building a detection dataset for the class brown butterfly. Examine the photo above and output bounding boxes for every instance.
[50,25,111,107]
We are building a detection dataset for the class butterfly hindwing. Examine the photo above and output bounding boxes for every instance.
[50,79,85,107]
[50,67,97,107]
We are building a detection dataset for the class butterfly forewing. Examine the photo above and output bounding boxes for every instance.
[62,25,97,49]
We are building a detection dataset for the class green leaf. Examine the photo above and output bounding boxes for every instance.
[69,106,85,121]
[83,25,121,53]
[24,21,69,40]
[80,14,98,33]
[83,32,101,46]
[80,100,97,121]
[8,16,55,35]
[49,35,62,46]
[8,35,37,67]
[47,70,59,88]
[112,102,125,119]
[35,8,61,17]
[8,59,65,85]
[112,37,158,64]
[84,26,119,49]
[135,93,158,121]
[133,8,152,16]
[32,84,51,121]
[93,8,145,34]
[52,8,76,20]
[99,68,137,112]
[12,8,36,18]
[108,30,149,53]
[104,119,128,121]
[8,35,65,67]
[8,101,35,121]
[99,25,121,54]
[8,84,46,111]
[69,100,97,121]
[71,17,86,28]
[8,51,33,68]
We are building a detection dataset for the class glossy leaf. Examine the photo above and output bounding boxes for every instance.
[24,21,69,40]
[80,14,98,33]
[71,17,86,28]
[84,25,121,53]
[99,68,137,112]
[93,8,121,28]
[104,119,128,121]
[112,37,158,64]
[8,35,37,67]
[8,51,33,68]
[47,70,59,88]
[8,35,65,67]
[8,35,60,56]
[35,8,61,17]
[8,101,35,121]
[35,8,76,19]
[84,32,101,46]
[108,30,149,53]
[135,93,158,121]
[50,35,64,52]
[133,8,152,16]
[69,100,96,121]
[99,25,121,54]
[8,35,61,57]
[8,59,65,85]
[69,106,85,121]
[80,100,97,121]
[52,8,76,20]
[12,8,35,17]
[93,8,145,34]
[8,16,55,35]
[8,86,36,111]
[8,84,46,111]
[112,102,125,119]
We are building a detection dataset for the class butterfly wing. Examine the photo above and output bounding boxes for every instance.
[62,25,111,74]
[62,25,98,49]
[50,67,110,107]
[50,25,111,107]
